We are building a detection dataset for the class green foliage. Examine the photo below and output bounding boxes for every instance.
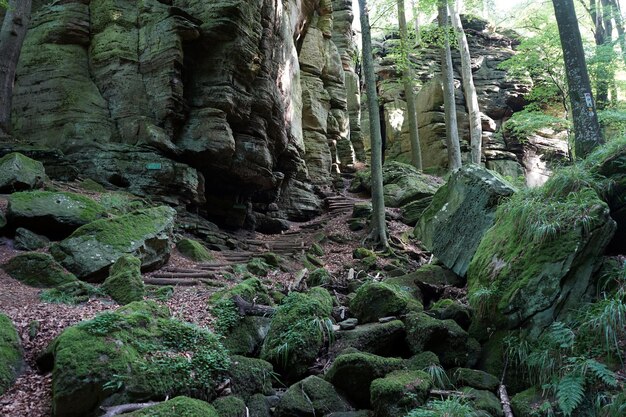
[598,109,626,142]
[422,363,450,389]
[404,398,488,417]
[502,110,570,142]
[40,281,104,305]
[212,298,240,336]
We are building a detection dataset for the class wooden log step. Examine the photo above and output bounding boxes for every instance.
[143,277,224,287]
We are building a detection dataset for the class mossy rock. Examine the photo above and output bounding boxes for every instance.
[400,197,433,226]
[37,301,231,417]
[102,255,145,305]
[0,314,23,395]
[176,238,213,262]
[405,312,479,368]
[212,395,247,417]
[78,178,107,193]
[3,252,77,288]
[353,247,376,260]
[352,201,372,218]
[260,288,333,380]
[0,152,46,193]
[404,351,440,371]
[7,191,107,238]
[370,370,432,417]
[382,275,423,303]
[307,268,332,287]
[510,386,548,417]
[350,282,422,323]
[14,227,50,251]
[467,175,616,332]
[415,165,517,276]
[461,387,503,416]
[331,320,408,358]
[247,393,272,417]
[325,351,404,408]
[411,264,464,287]
[276,375,350,417]
[326,412,370,417]
[51,206,176,280]
[247,257,272,276]
[145,285,174,302]
[429,299,472,330]
[228,356,274,399]
[221,316,272,356]
[258,252,282,267]
[40,281,103,305]
[125,396,219,416]
[98,192,146,215]
[450,368,499,391]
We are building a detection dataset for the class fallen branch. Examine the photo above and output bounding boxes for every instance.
[499,385,515,417]
[429,389,475,399]
[232,295,276,317]
[100,401,159,417]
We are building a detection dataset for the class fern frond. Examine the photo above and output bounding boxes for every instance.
[584,359,618,387]
[556,374,585,416]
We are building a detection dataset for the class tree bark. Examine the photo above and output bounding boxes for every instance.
[0,0,32,134]
[411,0,421,45]
[450,0,482,165]
[552,0,604,157]
[232,295,276,317]
[397,0,423,170]
[358,0,389,249]
[608,0,626,66]
[438,0,462,171]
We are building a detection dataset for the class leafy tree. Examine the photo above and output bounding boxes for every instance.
[359,0,390,249]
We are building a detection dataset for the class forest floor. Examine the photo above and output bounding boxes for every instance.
[0,181,425,417]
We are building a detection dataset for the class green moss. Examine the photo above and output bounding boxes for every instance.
[42,301,230,416]
[353,247,376,260]
[325,352,404,408]
[78,178,107,192]
[40,281,104,304]
[308,268,332,287]
[8,190,107,224]
[451,368,499,391]
[212,396,247,417]
[405,351,440,371]
[228,355,274,399]
[350,281,422,323]
[0,152,46,192]
[98,192,146,215]
[210,278,272,336]
[247,257,272,276]
[221,316,272,356]
[261,289,333,380]
[145,285,174,302]
[510,386,548,417]
[258,252,283,267]
[102,255,145,305]
[0,314,22,395]
[176,238,213,262]
[276,375,349,417]
[370,370,432,417]
[126,396,219,416]
[247,393,271,417]
[3,253,77,288]
[461,387,503,416]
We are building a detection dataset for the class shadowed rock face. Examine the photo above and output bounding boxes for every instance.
[11,0,363,226]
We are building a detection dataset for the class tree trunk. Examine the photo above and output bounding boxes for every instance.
[398,0,422,170]
[359,0,389,249]
[438,0,462,171]
[552,0,604,157]
[450,0,482,165]
[0,0,32,135]
[411,0,420,45]
[608,0,626,67]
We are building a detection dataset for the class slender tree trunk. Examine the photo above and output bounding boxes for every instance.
[0,0,32,135]
[450,0,482,165]
[608,0,626,66]
[438,0,462,171]
[398,0,422,170]
[411,0,421,45]
[552,0,603,157]
[358,0,389,249]
[590,0,611,109]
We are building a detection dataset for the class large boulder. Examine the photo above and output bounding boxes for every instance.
[3,252,77,288]
[0,314,23,395]
[370,370,432,417]
[50,206,176,280]
[101,255,145,305]
[228,356,274,399]
[260,288,333,380]
[14,228,50,251]
[37,301,230,417]
[349,281,422,323]
[467,169,616,332]
[331,320,408,358]
[6,191,107,238]
[276,376,350,417]
[414,165,516,276]
[125,396,219,417]
[176,238,213,262]
[0,152,46,192]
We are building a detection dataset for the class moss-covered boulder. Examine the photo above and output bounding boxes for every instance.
[102,255,145,305]
[50,206,176,280]
[3,252,77,288]
[261,288,333,380]
[14,227,50,251]
[307,268,332,287]
[0,152,46,192]
[221,316,272,356]
[410,264,464,287]
[370,370,432,417]
[246,257,272,276]
[0,314,23,395]
[228,356,274,399]
[415,165,516,276]
[125,396,219,416]
[404,351,440,371]
[212,396,247,417]
[37,301,231,417]
[247,393,272,417]
[450,368,499,391]
[510,386,547,417]
[405,312,480,368]
[6,191,107,238]
[176,238,213,262]
[40,281,103,304]
[331,320,408,357]
[350,161,442,207]
[467,170,617,332]
[325,351,404,408]
[276,375,350,417]
[429,299,472,330]
[350,282,422,323]
[461,387,503,416]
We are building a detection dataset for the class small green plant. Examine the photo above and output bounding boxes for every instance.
[212,298,241,336]
[405,398,488,417]
[468,286,496,318]
[423,364,450,389]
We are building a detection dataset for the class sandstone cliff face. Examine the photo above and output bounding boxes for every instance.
[11,0,363,226]
[367,17,567,181]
